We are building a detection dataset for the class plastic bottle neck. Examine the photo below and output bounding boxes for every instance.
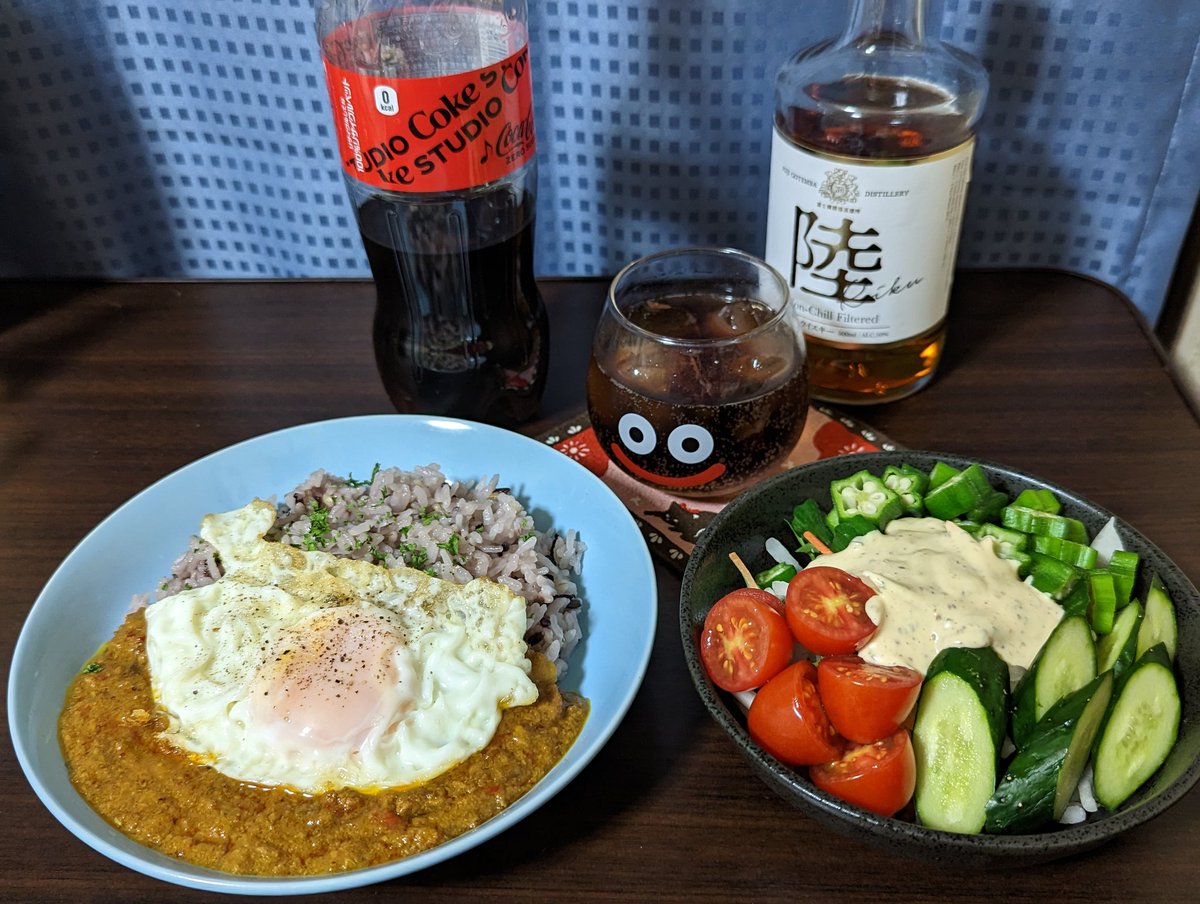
[840,0,928,49]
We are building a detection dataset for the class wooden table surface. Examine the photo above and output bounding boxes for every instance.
[3,270,1199,902]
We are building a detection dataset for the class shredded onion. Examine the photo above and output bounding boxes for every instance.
[1090,517,1124,566]
[733,689,757,712]
[1059,804,1087,825]
[765,537,801,569]
[1078,764,1098,812]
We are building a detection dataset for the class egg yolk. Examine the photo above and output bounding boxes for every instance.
[249,606,414,749]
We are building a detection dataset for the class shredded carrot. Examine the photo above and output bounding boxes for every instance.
[728,552,757,589]
[803,531,833,556]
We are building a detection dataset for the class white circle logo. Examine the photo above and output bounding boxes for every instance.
[373,85,399,116]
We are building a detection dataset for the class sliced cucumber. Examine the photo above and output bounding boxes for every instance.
[1135,575,1178,661]
[1092,643,1181,811]
[984,671,1113,833]
[1096,601,1142,681]
[1010,615,1097,749]
[912,647,1009,834]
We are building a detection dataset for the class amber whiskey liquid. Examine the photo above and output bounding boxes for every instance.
[779,76,971,403]
[764,1,987,404]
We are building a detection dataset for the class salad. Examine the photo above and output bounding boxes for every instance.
[699,459,1182,832]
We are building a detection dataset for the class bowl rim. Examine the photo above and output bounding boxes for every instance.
[679,449,1200,858]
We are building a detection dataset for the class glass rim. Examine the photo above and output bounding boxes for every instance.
[605,246,793,348]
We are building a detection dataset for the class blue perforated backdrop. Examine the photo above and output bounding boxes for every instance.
[0,1,1196,326]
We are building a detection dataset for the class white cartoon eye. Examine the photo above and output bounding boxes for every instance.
[618,412,657,455]
[667,424,714,465]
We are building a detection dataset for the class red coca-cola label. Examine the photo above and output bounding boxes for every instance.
[321,32,536,193]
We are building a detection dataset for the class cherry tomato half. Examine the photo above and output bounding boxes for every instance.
[809,729,916,818]
[816,655,923,744]
[785,566,877,655]
[747,660,843,766]
[699,588,794,692]
[728,585,786,616]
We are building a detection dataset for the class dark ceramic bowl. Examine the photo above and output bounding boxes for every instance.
[679,451,1200,868]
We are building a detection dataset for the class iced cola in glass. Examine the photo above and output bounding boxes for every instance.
[587,248,809,498]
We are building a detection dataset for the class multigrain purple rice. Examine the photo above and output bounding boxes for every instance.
[135,464,586,675]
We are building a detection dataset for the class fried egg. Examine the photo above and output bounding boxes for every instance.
[143,500,537,794]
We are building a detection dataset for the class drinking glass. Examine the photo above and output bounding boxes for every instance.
[587,247,809,498]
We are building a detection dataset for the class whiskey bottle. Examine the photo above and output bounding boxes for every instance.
[764,0,988,404]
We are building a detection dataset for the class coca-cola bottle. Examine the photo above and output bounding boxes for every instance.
[764,0,988,404]
[316,1,548,425]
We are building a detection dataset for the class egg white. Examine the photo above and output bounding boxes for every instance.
[143,500,538,794]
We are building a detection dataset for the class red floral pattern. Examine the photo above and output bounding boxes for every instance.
[813,420,881,458]
[552,427,610,478]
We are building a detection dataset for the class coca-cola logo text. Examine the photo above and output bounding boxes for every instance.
[495,111,536,163]
[324,45,536,192]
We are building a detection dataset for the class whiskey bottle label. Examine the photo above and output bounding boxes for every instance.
[764,130,974,345]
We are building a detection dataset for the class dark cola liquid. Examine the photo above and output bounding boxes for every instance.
[587,294,808,496]
[358,189,548,425]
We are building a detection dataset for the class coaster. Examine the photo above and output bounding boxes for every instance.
[537,403,901,571]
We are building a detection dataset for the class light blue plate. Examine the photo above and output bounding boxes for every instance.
[8,415,656,895]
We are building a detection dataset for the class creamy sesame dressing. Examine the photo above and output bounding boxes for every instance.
[813,518,1064,675]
